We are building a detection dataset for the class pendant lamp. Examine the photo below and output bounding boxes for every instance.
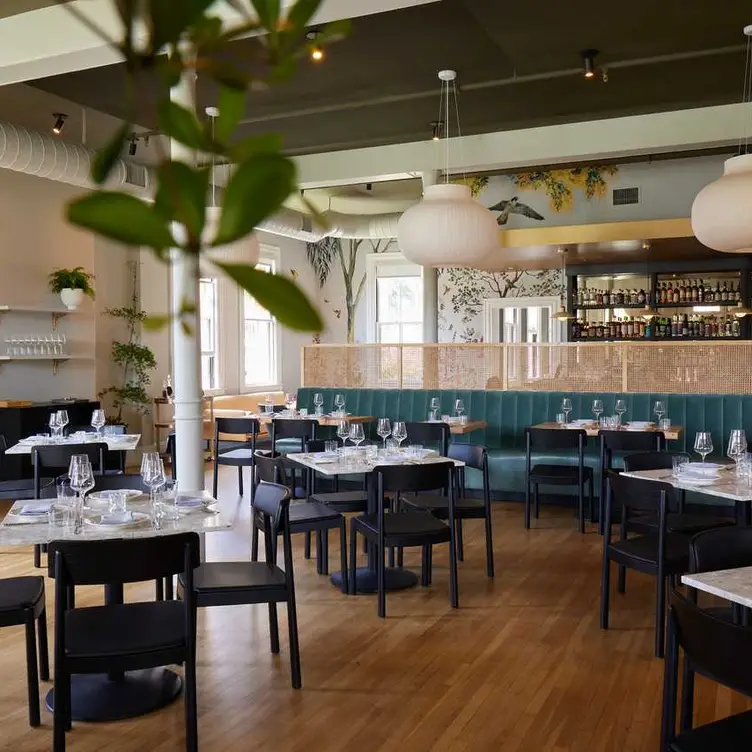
[692,26,752,253]
[552,248,575,321]
[398,70,498,267]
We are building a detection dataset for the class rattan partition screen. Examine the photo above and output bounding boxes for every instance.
[301,342,752,394]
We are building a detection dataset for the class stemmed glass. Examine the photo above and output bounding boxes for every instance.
[336,419,350,445]
[392,421,407,449]
[429,397,440,421]
[91,409,106,436]
[592,399,603,422]
[615,399,627,426]
[654,401,665,423]
[348,424,365,448]
[141,452,166,520]
[48,411,61,439]
[561,398,572,424]
[284,392,297,413]
[57,409,69,436]
[454,400,464,418]
[313,392,324,415]
[334,393,345,416]
[69,455,95,529]
[727,429,747,475]
[694,431,713,463]
[377,418,392,448]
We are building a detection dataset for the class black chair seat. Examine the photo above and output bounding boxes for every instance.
[401,493,486,517]
[188,562,287,593]
[356,512,451,545]
[633,511,736,535]
[609,533,689,570]
[310,490,368,512]
[289,502,341,525]
[65,601,186,658]
[529,464,593,484]
[216,447,253,464]
[0,576,44,612]
[670,709,752,752]
[0,478,55,500]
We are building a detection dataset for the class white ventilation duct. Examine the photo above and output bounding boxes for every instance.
[0,119,402,241]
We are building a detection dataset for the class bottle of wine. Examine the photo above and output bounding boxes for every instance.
[722,282,729,302]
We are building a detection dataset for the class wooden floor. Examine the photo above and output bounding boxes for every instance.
[0,470,749,752]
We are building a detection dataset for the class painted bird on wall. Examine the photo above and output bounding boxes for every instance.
[489,196,545,225]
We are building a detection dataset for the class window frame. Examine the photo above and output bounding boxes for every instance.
[199,276,220,393]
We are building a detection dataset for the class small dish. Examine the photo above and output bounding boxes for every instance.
[84,511,150,528]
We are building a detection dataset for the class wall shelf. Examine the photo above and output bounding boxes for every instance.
[0,355,92,375]
[0,305,78,330]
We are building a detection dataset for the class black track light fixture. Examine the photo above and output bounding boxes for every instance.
[581,49,598,79]
[306,30,324,62]
[52,113,68,135]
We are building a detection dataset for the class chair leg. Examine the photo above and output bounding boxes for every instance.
[679,660,695,732]
[387,546,395,568]
[251,521,259,562]
[304,531,312,560]
[314,531,323,574]
[53,672,68,751]
[155,578,164,601]
[533,484,540,519]
[33,544,41,569]
[377,540,386,618]
[339,518,348,595]
[397,546,404,568]
[268,602,280,653]
[184,649,199,752]
[484,513,495,578]
[165,576,174,601]
[287,593,302,689]
[456,519,464,561]
[655,575,667,659]
[321,530,330,576]
[426,546,433,586]
[212,459,219,499]
[349,518,358,595]
[578,483,585,534]
[617,565,627,594]
[524,480,531,529]
[421,546,430,586]
[448,527,459,609]
[37,611,49,681]
[24,617,40,727]
[237,466,244,497]
[600,557,610,630]
[588,476,595,524]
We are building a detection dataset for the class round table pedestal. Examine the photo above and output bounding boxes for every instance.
[45,668,182,722]
[331,567,418,594]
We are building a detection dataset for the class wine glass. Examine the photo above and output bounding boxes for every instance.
[694,431,713,463]
[334,393,345,416]
[727,429,747,474]
[614,399,627,426]
[561,398,572,424]
[69,455,94,501]
[59,333,67,355]
[57,409,69,436]
[592,399,603,421]
[313,392,324,415]
[336,419,350,445]
[141,451,166,512]
[284,392,297,413]
[454,400,464,418]
[429,396,440,421]
[48,411,61,439]
[377,418,392,448]
[654,400,665,422]
[392,421,407,448]
[91,409,106,436]
[348,423,365,448]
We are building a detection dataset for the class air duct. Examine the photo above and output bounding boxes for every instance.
[0,119,403,241]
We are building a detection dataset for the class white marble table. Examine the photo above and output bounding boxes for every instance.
[621,467,752,503]
[681,566,752,608]
[4,434,141,455]
[0,489,236,545]
[286,451,465,477]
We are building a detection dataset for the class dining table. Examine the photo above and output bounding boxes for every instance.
[531,421,682,441]
[681,565,752,609]
[287,450,465,594]
[4,433,142,455]
[0,489,239,723]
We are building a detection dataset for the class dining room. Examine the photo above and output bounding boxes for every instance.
[4,1,752,751]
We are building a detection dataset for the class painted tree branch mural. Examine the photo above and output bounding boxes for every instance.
[512,165,618,212]
[306,237,396,343]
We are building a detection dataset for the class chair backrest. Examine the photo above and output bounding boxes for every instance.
[92,474,148,493]
[374,461,454,494]
[606,470,674,517]
[252,481,290,535]
[623,451,689,472]
[526,427,586,452]
[600,429,666,455]
[689,527,752,574]
[404,422,450,456]
[447,443,486,471]
[305,438,342,453]
[253,450,286,485]
[33,443,106,497]
[270,418,316,451]
[668,590,752,698]
[48,532,200,586]
[214,416,260,439]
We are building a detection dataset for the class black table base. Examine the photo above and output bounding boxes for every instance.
[331,566,418,594]
[45,668,182,722]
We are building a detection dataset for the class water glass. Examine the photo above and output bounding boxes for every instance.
[672,455,689,478]
[160,480,179,520]
[324,440,339,455]
[108,491,128,515]
[556,413,566,426]
[57,478,76,505]
[377,418,391,448]
[659,418,672,431]
[48,502,72,531]
[366,444,378,462]
[407,444,424,459]
[694,431,713,463]
[385,438,399,455]
[299,408,309,417]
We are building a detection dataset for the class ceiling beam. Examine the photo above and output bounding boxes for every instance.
[0,0,440,86]
[295,103,746,188]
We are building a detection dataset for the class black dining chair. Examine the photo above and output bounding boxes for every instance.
[525,427,593,534]
[404,422,450,456]
[177,481,301,689]
[48,533,200,752]
[67,424,127,473]
[401,444,494,577]
[211,416,261,501]
[0,576,49,727]
[600,472,690,658]
[305,439,368,513]
[270,418,317,455]
[351,462,458,617]
[253,451,348,593]
[623,452,735,535]
[661,590,752,752]
[0,434,55,500]
[599,429,666,533]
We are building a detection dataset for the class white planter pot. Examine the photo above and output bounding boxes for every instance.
[60,288,85,310]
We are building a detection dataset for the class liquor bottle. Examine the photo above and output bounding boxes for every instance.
[602,290,610,306]
[733,318,741,337]
[715,282,722,303]
[679,281,686,303]
[722,282,729,302]
[690,280,697,303]
[698,280,704,303]
[672,283,680,303]
[736,283,742,303]
[637,288,645,305]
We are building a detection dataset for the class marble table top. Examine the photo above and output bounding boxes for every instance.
[621,467,752,502]
[532,422,682,441]
[0,490,238,546]
[286,451,464,477]
[5,434,141,455]
[682,566,752,609]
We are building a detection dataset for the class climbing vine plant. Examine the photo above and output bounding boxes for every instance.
[512,165,618,212]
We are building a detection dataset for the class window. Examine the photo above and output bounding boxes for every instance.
[199,277,219,390]
[376,275,423,343]
[243,260,278,387]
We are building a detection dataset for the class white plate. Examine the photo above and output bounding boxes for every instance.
[689,462,724,472]
[84,511,150,529]
[676,476,720,487]
[627,421,655,428]
[88,489,143,505]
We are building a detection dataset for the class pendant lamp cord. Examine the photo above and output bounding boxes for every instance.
[210,115,217,208]
[444,78,450,183]
[741,30,752,155]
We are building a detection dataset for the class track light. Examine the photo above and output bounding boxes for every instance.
[431,121,443,141]
[306,30,324,62]
[52,113,67,135]
[128,135,138,156]
[581,49,598,79]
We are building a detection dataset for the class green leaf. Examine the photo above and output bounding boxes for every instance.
[148,0,215,51]
[67,192,176,251]
[156,161,209,240]
[91,122,130,185]
[216,86,246,143]
[315,18,351,45]
[229,133,283,162]
[216,262,322,331]
[157,100,207,150]
[160,48,184,88]
[189,14,223,47]
[287,0,323,30]
[250,0,281,29]
[143,314,171,331]
[203,60,249,91]
[214,153,295,246]
[268,55,297,84]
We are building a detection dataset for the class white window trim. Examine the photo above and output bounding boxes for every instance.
[366,251,425,343]
[199,277,222,395]
[483,296,563,344]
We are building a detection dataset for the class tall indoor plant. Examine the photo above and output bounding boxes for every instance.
[48,266,95,310]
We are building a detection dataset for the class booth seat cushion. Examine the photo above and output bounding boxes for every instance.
[213,392,284,413]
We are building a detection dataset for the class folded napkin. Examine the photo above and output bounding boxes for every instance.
[175,497,204,509]
[99,511,133,524]
[19,502,52,516]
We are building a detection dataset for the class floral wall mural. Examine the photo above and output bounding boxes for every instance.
[512,165,619,213]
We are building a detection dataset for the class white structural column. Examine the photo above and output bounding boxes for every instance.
[420,171,439,343]
[170,70,204,492]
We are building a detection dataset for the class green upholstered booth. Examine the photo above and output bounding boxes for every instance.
[297,388,751,506]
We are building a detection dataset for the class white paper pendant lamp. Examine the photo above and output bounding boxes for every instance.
[692,154,752,253]
[398,183,499,267]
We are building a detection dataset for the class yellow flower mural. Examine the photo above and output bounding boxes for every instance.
[513,165,618,212]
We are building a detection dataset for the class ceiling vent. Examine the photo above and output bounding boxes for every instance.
[612,187,639,206]
[124,161,148,189]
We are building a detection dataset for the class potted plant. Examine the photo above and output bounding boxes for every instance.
[48,266,95,310]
